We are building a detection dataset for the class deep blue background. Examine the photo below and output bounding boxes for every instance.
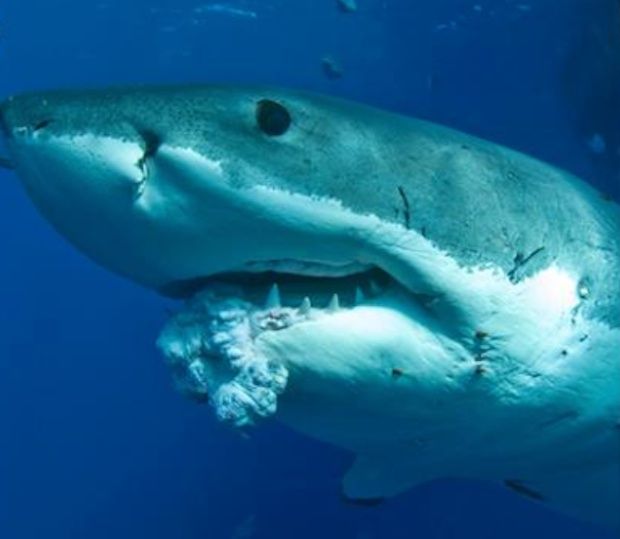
[0,1,618,538]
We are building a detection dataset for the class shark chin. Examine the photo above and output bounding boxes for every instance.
[1,85,619,531]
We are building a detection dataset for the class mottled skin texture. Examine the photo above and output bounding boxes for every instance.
[2,86,619,326]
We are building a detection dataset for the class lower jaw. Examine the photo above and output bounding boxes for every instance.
[157,289,289,427]
[249,293,464,452]
[155,267,397,427]
[155,273,459,445]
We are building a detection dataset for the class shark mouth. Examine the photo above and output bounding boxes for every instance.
[157,265,395,428]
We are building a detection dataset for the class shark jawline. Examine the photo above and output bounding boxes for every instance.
[158,264,395,302]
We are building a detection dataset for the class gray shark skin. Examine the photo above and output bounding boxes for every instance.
[1,86,619,531]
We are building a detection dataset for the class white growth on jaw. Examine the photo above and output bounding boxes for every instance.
[157,286,320,427]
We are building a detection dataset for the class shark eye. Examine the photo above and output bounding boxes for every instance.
[256,99,291,136]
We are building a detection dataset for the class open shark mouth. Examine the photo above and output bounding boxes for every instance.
[157,265,396,428]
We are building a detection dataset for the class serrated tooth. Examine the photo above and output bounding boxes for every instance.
[327,293,340,312]
[369,279,382,296]
[354,286,365,304]
[298,297,312,315]
[265,284,281,309]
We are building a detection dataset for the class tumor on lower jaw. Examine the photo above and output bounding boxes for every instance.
[157,287,286,427]
[156,276,377,427]
[156,267,401,427]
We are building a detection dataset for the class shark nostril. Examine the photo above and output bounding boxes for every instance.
[33,118,54,132]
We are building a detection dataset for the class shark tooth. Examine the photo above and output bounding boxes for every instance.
[298,297,312,315]
[354,286,365,305]
[265,284,281,309]
[327,294,340,312]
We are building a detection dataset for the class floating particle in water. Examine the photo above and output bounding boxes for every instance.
[322,56,343,80]
[426,73,436,92]
[434,20,457,32]
[587,133,607,154]
[337,0,358,13]
[195,3,258,19]
[232,514,256,538]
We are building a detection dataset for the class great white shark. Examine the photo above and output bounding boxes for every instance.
[1,86,618,530]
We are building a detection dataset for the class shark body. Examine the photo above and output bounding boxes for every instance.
[1,86,618,530]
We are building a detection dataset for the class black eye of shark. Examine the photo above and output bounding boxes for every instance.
[256,99,291,136]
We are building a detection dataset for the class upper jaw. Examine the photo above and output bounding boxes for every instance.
[159,258,384,298]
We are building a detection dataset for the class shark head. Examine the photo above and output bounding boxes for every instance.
[2,86,619,528]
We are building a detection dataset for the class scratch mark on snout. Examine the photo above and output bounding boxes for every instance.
[397,185,411,229]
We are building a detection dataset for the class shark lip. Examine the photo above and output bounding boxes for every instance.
[160,264,395,309]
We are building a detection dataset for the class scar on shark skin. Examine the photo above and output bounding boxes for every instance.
[136,129,162,172]
[472,329,491,365]
[508,246,545,282]
[391,367,404,379]
[397,185,411,229]
[474,364,487,376]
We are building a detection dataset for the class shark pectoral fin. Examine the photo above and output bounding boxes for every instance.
[342,454,433,502]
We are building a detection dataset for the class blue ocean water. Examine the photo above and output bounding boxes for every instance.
[0,1,618,538]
